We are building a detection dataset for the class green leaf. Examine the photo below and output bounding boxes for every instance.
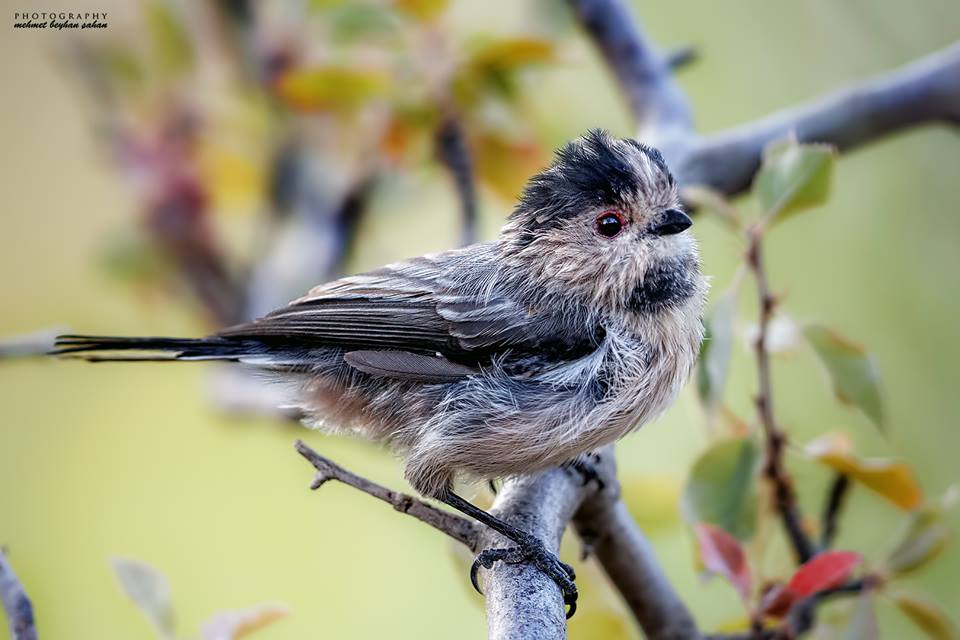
[890,591,960,640]
[697,281,740,412]
[111,557,175,639]
[146,2,194,76]
[326,4,402,42]
[885,505,952,576]
[754,138,835,223]
[682,437,759,540]
[803,324,884,429]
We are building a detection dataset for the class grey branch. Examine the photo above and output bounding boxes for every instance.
[568,0,960,200]
[296,441,698,639]
[0,549,38,640]
[679,42,960,196]
[572,454,700,640]
[567,0,692,138]
[479,469,583,640]
[295,440,478,548]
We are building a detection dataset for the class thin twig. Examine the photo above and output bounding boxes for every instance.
[820,473,851,549]
[0,549,38,640]
[665,45,699,72]
[294,440,478,548]
[435,116,479,246]
[746,227,816,564]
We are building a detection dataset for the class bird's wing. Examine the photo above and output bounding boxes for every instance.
[217,244,601,381]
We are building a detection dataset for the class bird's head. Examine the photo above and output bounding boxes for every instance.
[500,129,704,317]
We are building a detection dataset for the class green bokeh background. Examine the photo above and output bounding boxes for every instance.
[2,0,958,638]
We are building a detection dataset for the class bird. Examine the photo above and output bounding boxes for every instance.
[53,129,708,616]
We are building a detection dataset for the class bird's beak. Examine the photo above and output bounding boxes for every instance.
[652,208,693,236]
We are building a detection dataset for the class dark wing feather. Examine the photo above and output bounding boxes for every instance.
[344,350,478,382]
[218,244,600,378]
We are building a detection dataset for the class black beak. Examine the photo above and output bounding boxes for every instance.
[653,208,693,236]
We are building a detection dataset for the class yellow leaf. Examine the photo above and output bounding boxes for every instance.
[393,0,448,20]
[200,603,290,640]
[805,433,922,510]
[472,132,545,201]
[890,591,960,640]
[274,66,389,112]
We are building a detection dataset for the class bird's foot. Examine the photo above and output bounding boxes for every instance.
[469,534,578,618]
[563,452,606,491]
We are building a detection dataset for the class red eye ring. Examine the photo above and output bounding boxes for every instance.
[595,211,627,238]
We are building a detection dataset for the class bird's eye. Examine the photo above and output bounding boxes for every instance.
[595,211,626,238]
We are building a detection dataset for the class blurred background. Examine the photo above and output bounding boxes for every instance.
[1,0,958,638]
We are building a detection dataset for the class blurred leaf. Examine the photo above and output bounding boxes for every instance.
[198,142,267,213]
[743,313,802,356]
[890,591,960,640]
[393,0,448,21]
[841,591,878,640]
[804,324,884,429]
[682,185,741,229]
[620,474,681,533]
[787,551,861,596]
[111,557,175,639]
[885,505,952,576]
[754,138,835,222]
[99,225,170,286]
[274,66,389,112]
[697,281,740,412]
[98,45,145,90]
[473,131,545,201]
[682,437,759,541]
[454,37,555,105]
[327,4,402,42]
[694,523,752,603]
[805,433,923,510]
[200,603,290,640]
[146,1,194,76]
[761,551,862,619]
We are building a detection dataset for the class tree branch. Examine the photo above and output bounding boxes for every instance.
[480,468,587,640]
[566,0,692,140]
[820,473,851,549]
[679,43,960,196]
[294,440,478,548]
[435,116,479,247]
[747,228,816,564]
[0,549,38,640]
[572,453,700,640]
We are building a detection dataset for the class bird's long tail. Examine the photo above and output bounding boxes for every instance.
[51,334,263,362]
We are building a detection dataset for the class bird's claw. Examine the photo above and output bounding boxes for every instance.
[563,452,606,491]
[469,537,578,618]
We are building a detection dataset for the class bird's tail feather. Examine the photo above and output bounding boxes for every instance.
[51,334,260,362]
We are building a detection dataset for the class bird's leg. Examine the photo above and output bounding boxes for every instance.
[441,491,578,618]
[562,451,606,491]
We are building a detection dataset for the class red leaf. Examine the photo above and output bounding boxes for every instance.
[761,551,862,618]
[759,584,794,619]
[695,523,752,602]
[787,551,861,597]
